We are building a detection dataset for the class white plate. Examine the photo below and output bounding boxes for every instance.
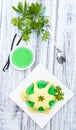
[9,64,73,128]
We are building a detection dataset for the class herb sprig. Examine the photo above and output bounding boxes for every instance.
[11,0,49,41]
[55,86,64,101]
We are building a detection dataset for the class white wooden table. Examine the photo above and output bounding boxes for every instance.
[0,0,76,130]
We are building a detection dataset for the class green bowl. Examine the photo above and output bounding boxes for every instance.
[10,46,35,70]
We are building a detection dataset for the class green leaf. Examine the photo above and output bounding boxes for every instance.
[45,18,49,25]
[22,34,30,41]
[37,17,44,28]
[18,2,23,12]
[23,0,27,14]
[35,3,42,15]
[22,27,32,35]
[28,2,44,16]
[55,86,62,92]
[40,6,46,15]
[42,30,49,41]
[38,96,45,102]
[11,17,25,30]
[25,18,31,26]
[55,86,64,101]
[11,17,18,26]
[12,6,19,13]
[55,93,64,101]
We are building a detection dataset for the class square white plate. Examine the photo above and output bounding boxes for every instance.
[9,64,73,128]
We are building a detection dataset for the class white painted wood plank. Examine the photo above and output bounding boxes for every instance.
[0,0,3,32]
[0,0,25,130]
[53,0,76,130]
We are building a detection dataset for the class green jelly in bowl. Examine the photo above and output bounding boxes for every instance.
[10,46,35,70]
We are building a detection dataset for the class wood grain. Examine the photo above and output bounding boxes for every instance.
[0,0,75,130]
[54,0,76,130]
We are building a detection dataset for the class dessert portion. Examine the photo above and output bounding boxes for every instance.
[21,80,64,114]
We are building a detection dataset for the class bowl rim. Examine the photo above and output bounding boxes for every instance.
[10,45,35,70]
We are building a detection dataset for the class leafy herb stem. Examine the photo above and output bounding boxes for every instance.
[11,0,50,41]
[55,86,64,101]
